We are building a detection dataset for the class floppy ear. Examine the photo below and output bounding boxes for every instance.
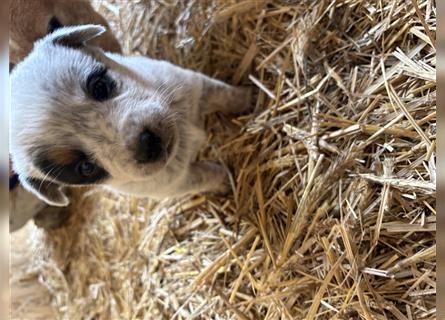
[20,177,70,207]
[46,24,106,49]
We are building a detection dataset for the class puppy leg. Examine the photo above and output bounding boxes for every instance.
[178,161,230,196]
[199,77,252,115]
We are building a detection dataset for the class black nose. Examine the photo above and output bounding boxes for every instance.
[135,129,163,163]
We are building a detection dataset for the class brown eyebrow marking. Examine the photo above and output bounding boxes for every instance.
[46,148,79,166]
[34,149,110,186]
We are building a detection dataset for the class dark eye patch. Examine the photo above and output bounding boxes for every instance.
[47,16,63,34]
[86,66,116,101]
[34,149,109,185]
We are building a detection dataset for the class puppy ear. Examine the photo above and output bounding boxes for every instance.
[48,24,106,49]
[21,177,70,207]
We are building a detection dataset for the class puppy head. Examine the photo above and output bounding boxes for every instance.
[9,0,121,65]
[11,25,182,206]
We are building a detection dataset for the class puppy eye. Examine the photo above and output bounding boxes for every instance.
[92,79,110,101]
[86,68,114,101]
[77,160,97,177]
[47,16,63,34]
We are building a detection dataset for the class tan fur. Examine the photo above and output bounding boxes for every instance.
[9,0,121,65]
[46,149,78,166]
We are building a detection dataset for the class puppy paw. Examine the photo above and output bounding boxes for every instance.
[209,177,231,197]
[232,86,254,114]
[203,161,232,196]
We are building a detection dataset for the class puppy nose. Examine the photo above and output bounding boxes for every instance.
[135,129,162,163]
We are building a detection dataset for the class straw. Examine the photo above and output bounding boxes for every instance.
[11,0,436,319]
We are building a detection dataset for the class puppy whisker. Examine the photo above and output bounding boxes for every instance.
[38,164,63,190]
[159,83,184,107]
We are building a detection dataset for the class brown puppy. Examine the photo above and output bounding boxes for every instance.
[9,0,121,231]
[10,0,121,65]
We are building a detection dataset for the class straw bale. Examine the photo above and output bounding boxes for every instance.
[11,0,436,319]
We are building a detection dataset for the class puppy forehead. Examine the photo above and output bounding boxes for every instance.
[41,45,102,79]
[13,42,102,86]
[11,44,106,123]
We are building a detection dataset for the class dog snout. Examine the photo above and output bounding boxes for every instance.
[135,129,163,163]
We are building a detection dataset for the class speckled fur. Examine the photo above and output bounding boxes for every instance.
[11,25,251,217]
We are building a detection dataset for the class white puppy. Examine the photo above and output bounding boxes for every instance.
[10,25,251,218]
